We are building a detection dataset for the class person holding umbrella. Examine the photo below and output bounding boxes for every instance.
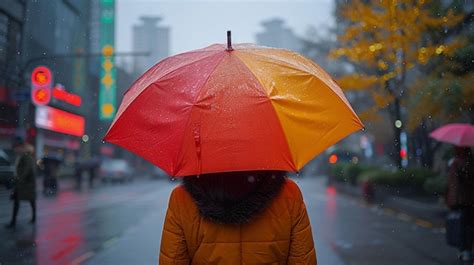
[431,124,474,262]
[105,32,364,264]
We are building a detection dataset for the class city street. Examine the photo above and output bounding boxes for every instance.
[0,176,459,265]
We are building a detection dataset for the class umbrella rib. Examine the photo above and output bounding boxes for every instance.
[173,53,227,176]
[232,53,297,171]
[110,51,222,130]
[123,50,220,97]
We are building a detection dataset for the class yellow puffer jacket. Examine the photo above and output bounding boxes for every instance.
[159,178,316,264]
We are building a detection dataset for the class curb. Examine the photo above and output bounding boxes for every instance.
[332,181,447,227]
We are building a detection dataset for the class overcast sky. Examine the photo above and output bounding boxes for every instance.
[116,0,335,56]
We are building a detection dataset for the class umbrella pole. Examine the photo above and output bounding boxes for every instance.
[227,30,233,51]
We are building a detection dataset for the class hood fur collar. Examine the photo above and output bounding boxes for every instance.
[183,175,286,225]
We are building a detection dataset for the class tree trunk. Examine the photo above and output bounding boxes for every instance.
[420,119,435,168]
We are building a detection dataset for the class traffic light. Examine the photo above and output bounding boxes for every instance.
[400,148,407,159]
[31,66,52,106]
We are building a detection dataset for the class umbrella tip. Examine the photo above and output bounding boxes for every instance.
[226,30,233,51]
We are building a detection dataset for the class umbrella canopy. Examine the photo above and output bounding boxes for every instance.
[104,39,363,177]
[429,123,474,147]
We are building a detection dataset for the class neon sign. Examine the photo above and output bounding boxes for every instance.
[35,106,85,137]
[53,85,82,107]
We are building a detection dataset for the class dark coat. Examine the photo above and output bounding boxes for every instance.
[15,153,36,201]
[446,157,474,208]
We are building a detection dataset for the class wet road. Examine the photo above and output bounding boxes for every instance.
[0,176,460,265]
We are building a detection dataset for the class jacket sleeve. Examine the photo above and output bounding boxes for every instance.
[288,188,317,264]
[159,188,190,265]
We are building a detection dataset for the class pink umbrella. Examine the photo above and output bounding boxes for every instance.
[429,123,474,147]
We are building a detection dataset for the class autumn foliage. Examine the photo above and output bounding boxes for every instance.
[330,0,464,122]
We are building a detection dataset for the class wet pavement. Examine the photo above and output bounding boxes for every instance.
[0,176,462,265]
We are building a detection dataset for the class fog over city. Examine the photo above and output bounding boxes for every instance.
[116,0,334,55]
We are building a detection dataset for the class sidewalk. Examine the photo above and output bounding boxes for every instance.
[333,181,448,227]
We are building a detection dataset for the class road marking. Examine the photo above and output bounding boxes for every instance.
[69,251,94,265]
[415,219,433,228]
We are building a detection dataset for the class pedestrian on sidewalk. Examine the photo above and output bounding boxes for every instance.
[5,139,36,228]
[446,146,474,262]
[159,171,316,264]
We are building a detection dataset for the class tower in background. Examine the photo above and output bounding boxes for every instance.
[132,16,170,76]
[255,18,302,52]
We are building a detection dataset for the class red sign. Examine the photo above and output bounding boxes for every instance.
[31,66,53,106]
[53,85,82,107]
[35,106,85,137]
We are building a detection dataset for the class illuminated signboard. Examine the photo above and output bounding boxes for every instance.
[31,66,53,106]
[53,85,82,107]
[99,0,116,120]
[35,106,85,137]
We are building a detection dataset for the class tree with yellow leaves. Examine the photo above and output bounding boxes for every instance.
[330,0,464,167]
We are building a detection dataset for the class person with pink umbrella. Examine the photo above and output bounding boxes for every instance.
[431,124,474,262]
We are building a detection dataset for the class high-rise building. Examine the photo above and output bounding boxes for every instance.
[132,16,170,76]
[255,18,302,52]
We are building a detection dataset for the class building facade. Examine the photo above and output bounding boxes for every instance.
[0,0,26,150]
[255,18,303,52]
[132,16,170,76]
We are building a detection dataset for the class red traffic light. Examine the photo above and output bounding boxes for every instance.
[31,66,52,87]
[329,154,338,164]
[32,88,51,106]
[400,148,407,159]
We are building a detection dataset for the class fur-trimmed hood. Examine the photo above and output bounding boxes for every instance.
[183,174,286,225]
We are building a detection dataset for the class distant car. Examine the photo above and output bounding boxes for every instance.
[0,149,15,189]
[100,159,133,183]
[150,167,169,180]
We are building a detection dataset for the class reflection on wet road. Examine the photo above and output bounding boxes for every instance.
[0,177,459,265]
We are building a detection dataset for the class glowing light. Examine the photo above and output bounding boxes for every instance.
[435,45,445,55]
[400,148,407,159]
[329,154,338,164]
[53,85,82,107]
[35,106,85,137]
[326,186,337,196]
[31,66,52,86]
[102,45,114,57]
[395,120,402,128]
[352,156,359,164]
